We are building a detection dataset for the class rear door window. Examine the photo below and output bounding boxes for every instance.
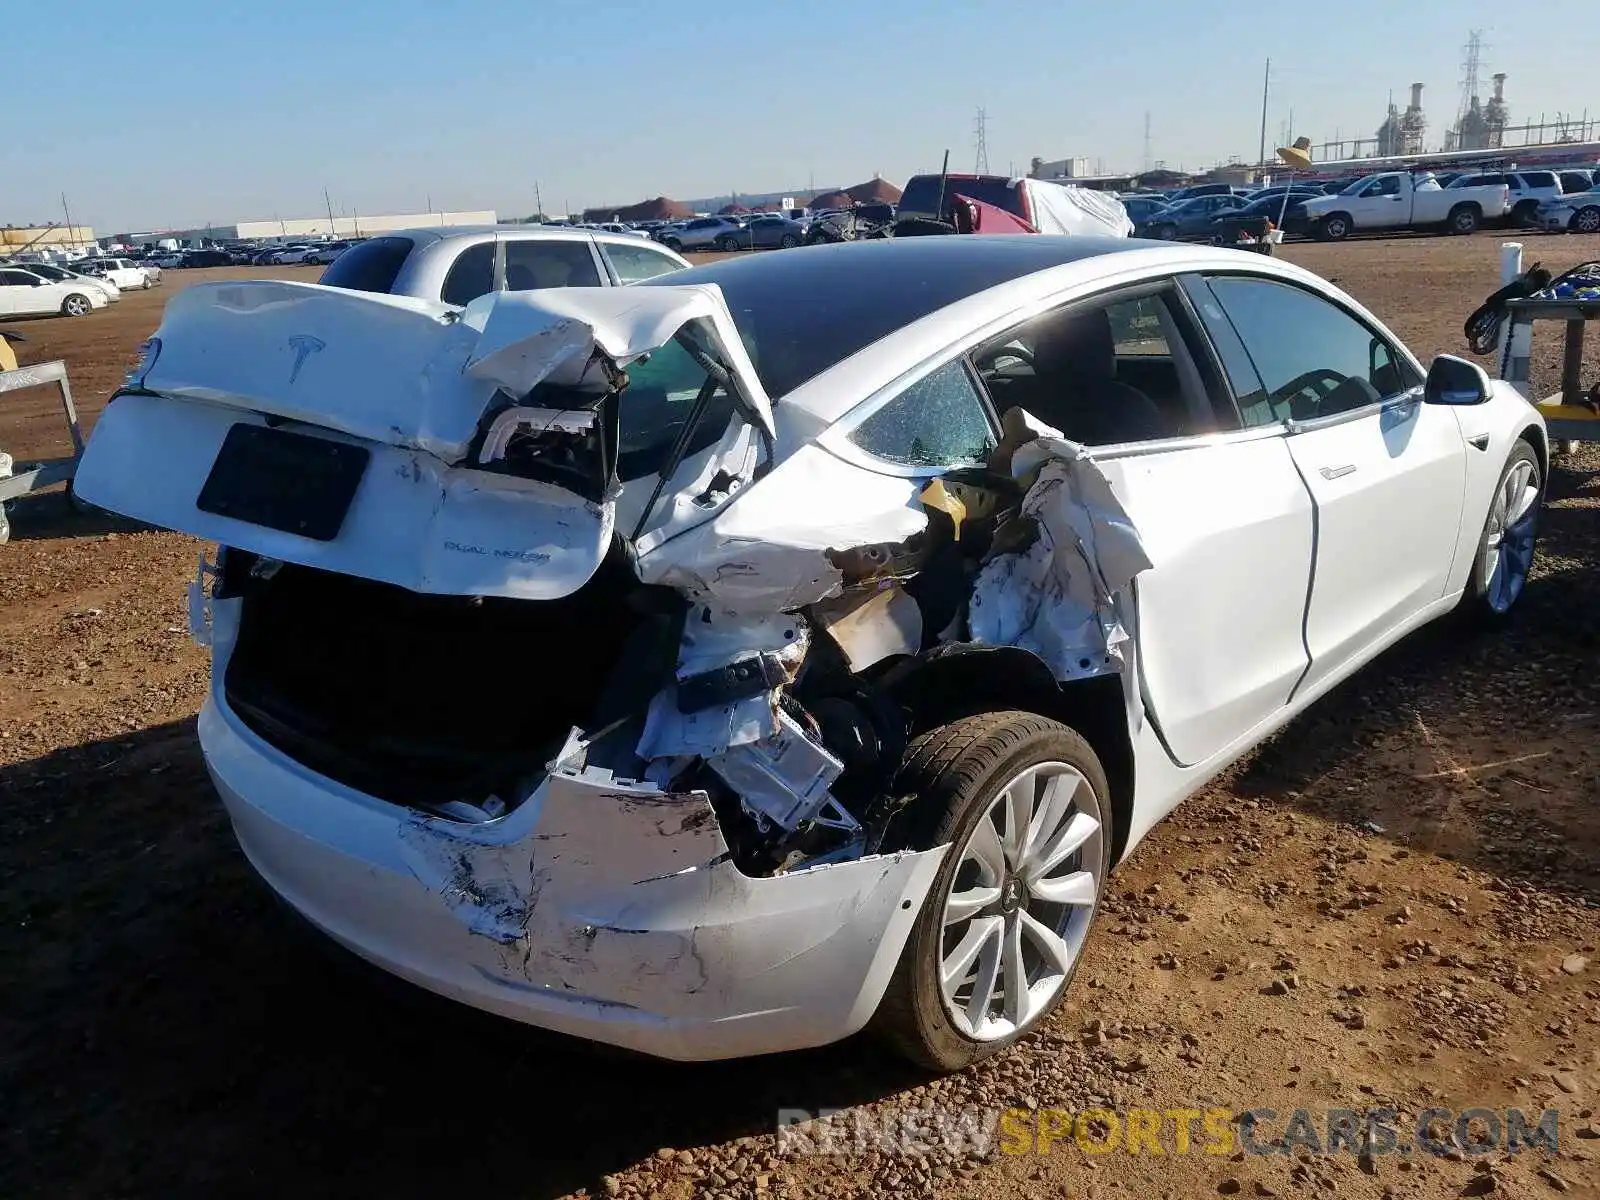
[848,360,995,468]
[503,240,602,291]
[318,236,415,295]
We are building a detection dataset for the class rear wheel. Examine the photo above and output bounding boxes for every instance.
[1320,213,1352,241]
[1448,203,1481,235]
[1152,224,1177,240]
[61,293,92,317]
[1461,439,1541,623]
[1573,206,1600,235]
[717,235,741,252]
[874,711,1112,1072]
[779,233,800,248]
[1511,199,1539,227]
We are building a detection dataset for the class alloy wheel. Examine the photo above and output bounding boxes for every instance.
[938,761,1104,1041]
[1482,457,1539,614]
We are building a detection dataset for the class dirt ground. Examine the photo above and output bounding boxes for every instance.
[4,234,1600,1200]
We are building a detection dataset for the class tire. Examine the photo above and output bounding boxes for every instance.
[1573,206,1600,235]
[1511,199,1539,227]
[873,711,1113,1072]
[142,277,153,290]
[779,233,800,248]
[717,236,741,252]
[1448,203,1481,235]
[662,238,682,252]
[1459,438,1541,623]
[61,293,92,317]
[1320,213,1353,241]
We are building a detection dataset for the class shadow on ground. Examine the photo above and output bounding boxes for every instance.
[1,486,147,542]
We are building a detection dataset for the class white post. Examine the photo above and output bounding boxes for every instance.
[1498,241,1533,396]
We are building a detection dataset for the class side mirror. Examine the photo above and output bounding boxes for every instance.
[1424,354,1491,405]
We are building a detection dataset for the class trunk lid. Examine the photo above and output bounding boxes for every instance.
[74,281,773,600]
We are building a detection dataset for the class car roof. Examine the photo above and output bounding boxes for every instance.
[643,235,1152,410]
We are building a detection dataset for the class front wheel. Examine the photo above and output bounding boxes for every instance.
[873,711,1112,1072]
[717,235,742,252]
[1320,213,1352,241]
[1573,206,1600,235]
[61,293,92,317]
[1151,225,1177,240]
[779,233,800,248]
[1461,439,1541,623]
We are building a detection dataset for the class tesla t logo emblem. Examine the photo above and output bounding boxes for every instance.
[286,335,325,384]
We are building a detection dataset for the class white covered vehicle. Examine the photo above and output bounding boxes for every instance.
[75,238,1546,1069]
[1301,171,1511,240]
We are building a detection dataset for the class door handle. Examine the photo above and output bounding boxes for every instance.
[1320,464,1357,480]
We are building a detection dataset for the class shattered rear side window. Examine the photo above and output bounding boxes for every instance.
[848,361,995,468]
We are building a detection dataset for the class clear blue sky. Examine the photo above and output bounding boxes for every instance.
[4,0,1590,231]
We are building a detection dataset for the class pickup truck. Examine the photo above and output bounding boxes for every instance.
[1300,171,1510,241]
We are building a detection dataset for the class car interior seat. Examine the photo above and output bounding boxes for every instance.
[1013,308,1170,445]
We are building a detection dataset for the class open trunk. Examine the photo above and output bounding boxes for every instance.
[218,544,680,812]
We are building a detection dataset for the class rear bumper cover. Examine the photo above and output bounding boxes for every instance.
[199,694,945,1061]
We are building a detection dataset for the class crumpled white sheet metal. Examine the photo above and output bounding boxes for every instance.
[970,438,1153,680]
[462,285,775,436]
[1022,180,1135,238]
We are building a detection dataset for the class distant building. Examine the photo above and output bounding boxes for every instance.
[115,210,497,247]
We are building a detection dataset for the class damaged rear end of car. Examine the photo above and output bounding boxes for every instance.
[75,275,1150,1063]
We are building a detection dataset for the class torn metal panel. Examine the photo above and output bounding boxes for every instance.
[462,285,775,436]
[970,438,1153,681]
[637,687,778,758]
[812,585,923,672]
[638,442,930,612]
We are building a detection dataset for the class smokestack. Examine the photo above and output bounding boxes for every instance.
[1492,73,1506,101]
[1409,82,1424,109]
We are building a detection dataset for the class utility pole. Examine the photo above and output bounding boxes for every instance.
[324,187,337,235]
[974,107,989,174]
[60,193,77,247]
[1258,58,1271,166]
[534,180,544,220]
[1142,111,1152,173]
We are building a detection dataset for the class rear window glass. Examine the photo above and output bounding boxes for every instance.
[440,243,494,305]
[899,175,1021,219]
[318,236,414,294]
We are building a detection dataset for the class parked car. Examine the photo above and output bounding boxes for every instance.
[316,225,690,305]
[722,214,809,250]
[1533,189,1600,235]
[15,262,122,303]
[656,216,749,252]
[304,240,363,266]
[1163,183,1251,203]
[0,266,109,316]
[273,244,327,265]
[1135,193,1248,240]
[1446,171,1562,226]
[1208,193,1317,243]
[77,257,154,290]
[151,252,188,268]
[1301,172,1510,239]
[73,236,1548,1070]
[1118,196,1170,226]
[179,249,232,267]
